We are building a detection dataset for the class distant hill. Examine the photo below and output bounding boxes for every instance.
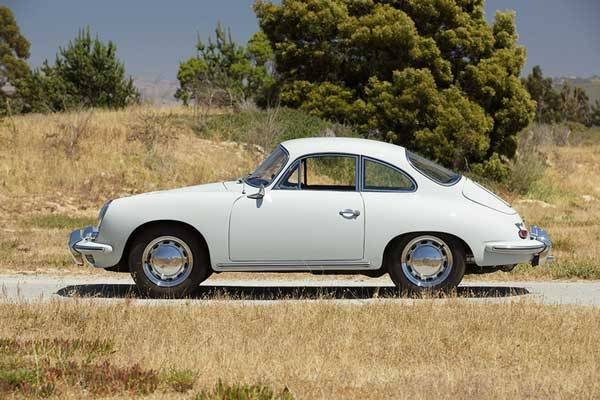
[133,77,180,105]
[553,76,600,104]
[132,75,600,106]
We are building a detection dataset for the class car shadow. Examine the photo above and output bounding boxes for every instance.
[56,284,529,300]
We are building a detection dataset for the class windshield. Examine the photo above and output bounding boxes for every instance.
[406,150,461,185]
[245,146,289,187]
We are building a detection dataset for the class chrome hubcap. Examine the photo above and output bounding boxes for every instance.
[401,236,453,287]
[142,236,193,287]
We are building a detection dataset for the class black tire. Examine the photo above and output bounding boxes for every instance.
[128,224,211,298]
[387,233,465,294]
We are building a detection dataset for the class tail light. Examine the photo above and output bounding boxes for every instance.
[518,228,528,239]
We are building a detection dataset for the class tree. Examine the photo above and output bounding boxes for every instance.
[0,6,31,115]
[560,84,590,126]
[175,24,275,110]
[21,28,139,112]
[591,100,600,127]
[523,66,563,124]
[254,0,535,170]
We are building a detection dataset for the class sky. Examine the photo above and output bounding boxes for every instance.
[3,0,600,80]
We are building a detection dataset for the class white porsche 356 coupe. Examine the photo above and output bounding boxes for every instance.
[69,137,552,297]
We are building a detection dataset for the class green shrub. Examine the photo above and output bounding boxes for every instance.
[471,153,510,183]
[508,150,546,195]
[201,107,357,151]
[160,368,196,392]
[195,381,293,400]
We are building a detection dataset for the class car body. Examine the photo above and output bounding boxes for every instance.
[69,137,552,297]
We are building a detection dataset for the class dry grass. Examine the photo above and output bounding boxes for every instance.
[0,300,599,399]
[1,107,599,279]
[0,106,261,273]
[490,133,600,279]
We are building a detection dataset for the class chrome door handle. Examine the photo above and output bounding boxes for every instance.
[339,209,360,218]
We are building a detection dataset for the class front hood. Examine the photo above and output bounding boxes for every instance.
[462,178,516,215]
[141,182,227,196]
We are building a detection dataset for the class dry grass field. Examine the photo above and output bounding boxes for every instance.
[0,106,599,279]
[2,107,600,400]
[0,299,599,399]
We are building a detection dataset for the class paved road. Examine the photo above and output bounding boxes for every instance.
[1,274,600,306]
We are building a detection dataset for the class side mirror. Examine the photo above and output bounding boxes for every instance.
[247,184,265,199]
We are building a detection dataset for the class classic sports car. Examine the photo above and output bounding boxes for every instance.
[69,137,552,297]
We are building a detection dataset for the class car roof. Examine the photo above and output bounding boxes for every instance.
[280,137,407,159]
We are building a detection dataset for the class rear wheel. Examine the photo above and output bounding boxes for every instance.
[128,225,210,298]
[388,234,465,293]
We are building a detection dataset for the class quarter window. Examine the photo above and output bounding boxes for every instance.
[362,159,415,191]
[279,154,357,191]
[406,150,461,185]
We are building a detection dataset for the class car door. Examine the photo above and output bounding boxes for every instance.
[228,154,365,262]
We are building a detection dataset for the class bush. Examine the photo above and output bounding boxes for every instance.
[471,153,510,183]
[161,368,196,393]
[201,107,357,151]
[508,148,546,195]
[195,381,293,400]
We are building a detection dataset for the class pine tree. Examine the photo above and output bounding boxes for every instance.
[0,6,31,115]
[254,0,536,169]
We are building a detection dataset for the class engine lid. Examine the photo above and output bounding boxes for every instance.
[462,178,516,215]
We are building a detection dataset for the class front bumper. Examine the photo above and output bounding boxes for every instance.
[68,226,113,267]
[485,225,553,266]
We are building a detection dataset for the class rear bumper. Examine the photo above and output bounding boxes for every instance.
[485,225,553,266]
[68,226,113,267]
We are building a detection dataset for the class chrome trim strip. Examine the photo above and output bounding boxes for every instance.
[216,261,371,271]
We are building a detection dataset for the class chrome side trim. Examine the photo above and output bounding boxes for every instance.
[216,261,371,271]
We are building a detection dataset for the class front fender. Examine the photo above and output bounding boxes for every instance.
[93,191,238,268]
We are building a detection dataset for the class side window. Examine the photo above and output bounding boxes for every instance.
[279,161,301,189]
[362,158,415,191]
[278,155,357,191]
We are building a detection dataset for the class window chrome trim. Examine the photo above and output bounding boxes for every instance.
[244,145,290,188]
[274,152,360,192]
[360,156,418,193]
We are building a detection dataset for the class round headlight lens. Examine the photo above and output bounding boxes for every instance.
[97,200,113,228]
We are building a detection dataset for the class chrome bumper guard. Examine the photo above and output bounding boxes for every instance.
[68,226,113,266]
[529,225,553,266]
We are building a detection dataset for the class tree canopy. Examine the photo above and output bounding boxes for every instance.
[254,0,536,169]
[523,65,595,127]
[175,24,275,108]
[0,6,31,115]
[21,28,139,112]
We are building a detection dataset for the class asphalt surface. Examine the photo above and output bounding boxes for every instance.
[1,274,600,306]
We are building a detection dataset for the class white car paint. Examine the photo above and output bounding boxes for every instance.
[69,137,551,273]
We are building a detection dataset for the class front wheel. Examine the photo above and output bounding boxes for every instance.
[128,225,211,298]
[388,234,465,293]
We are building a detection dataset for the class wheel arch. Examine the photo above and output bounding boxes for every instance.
[381,231,474,271]
[111,220,210,273]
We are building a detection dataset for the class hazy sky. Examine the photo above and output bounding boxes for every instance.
[4,0,599,80]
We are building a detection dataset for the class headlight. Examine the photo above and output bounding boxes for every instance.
[97,200,113,228]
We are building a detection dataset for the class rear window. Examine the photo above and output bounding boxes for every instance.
[406,151,461,185]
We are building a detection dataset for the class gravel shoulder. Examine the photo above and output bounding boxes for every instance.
[2,274,600,306]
